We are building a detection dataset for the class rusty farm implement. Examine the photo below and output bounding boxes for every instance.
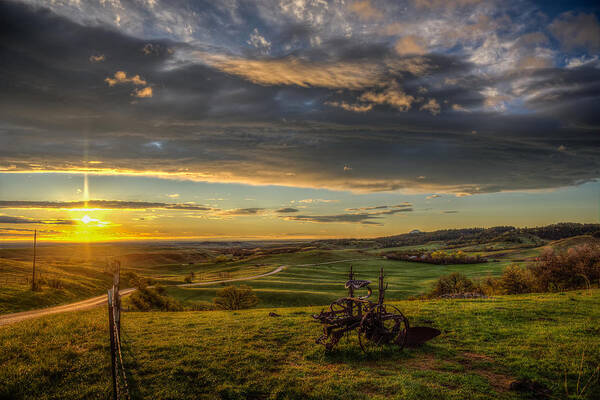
[312,267,440,352]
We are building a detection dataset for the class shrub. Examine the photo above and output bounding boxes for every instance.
[130,287,183,311]
[123,271,149,289]
[530,244,600,291]
[430,272,475,297]
[477,275,501,296]
[499,265,534,294]
[214,255,229,263]
[183,274,193,284]
[385,250,485,265]
[213,285,259,310]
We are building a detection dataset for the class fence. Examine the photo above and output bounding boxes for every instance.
[107,260,130,400]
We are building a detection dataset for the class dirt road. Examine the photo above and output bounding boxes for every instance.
[0,257,375,326]
[0,288,137,327]
[178,265,285,287]
[0,266,286,327]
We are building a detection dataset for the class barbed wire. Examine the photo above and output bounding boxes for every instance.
[112,316,131,400]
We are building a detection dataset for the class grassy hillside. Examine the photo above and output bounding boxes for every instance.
[1,290,599,399]
[0,243,268,314]
[547,235,600,251]
[164,249,512,308]
[1,241,542,314]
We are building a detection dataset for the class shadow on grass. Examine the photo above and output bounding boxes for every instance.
[305,334,448,365]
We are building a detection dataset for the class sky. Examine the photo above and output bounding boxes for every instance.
[0,0,599,241]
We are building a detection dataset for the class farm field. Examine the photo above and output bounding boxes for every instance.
[1,289,599,399]
[1,239,538,314]
[165,249,512,308]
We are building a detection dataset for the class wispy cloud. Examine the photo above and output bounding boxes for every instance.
[276,207,299,213]
[220,208,265,216]
[0,200,215,211]
[283,206,413,225]
[0,215,75,225]
[346,204,412,211]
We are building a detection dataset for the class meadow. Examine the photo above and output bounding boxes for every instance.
[0,240,529,314]
[1,290,599,399]
[164,249,514,308]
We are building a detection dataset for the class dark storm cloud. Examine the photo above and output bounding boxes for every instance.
[0,215,75,225]
[0,200,215,211]
[0,1,599,196]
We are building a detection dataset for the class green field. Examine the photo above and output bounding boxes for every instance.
[164,249,512,308]
[2,290,599,399]
[0,240,542,314]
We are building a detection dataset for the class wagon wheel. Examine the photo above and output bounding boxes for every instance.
[357,306,381,353]
[357,305,409,353]
[384,305,410,351]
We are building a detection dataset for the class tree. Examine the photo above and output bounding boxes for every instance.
[499,264,532,294]
[213,285,259,310]
[430,272,475,296]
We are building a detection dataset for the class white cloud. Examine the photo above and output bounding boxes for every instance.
[247,28,271,54]
[420,98,440,115]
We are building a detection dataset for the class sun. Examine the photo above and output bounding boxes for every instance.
[81,215,92,224]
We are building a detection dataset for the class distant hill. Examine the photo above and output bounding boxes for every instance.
[547,235,600,251]
[313,223,600,249]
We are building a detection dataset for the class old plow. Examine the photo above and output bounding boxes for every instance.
[312,267,440,352]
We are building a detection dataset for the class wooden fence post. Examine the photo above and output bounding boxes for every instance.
[113,260,121,335]
[107,289,118,400]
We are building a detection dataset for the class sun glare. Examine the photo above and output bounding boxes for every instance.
[81,215,92,224]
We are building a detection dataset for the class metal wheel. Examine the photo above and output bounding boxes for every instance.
[357,306,384,353]
[357,305,409,353]
[384,305,410,351]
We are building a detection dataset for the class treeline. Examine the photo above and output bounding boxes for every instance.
[384,250,486,265]
[375,223,600,248]
[521,223,600,240]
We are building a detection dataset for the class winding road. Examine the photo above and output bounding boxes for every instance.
[0,266,286,327]
[0,257,377,327]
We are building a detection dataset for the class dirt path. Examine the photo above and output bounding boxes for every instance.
[0,257,376,326]
[0,288,137,327]
[178,265,285,287]
[0,266,286,327]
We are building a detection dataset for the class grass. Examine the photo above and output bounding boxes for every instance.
[164,249,511,308]
[1,289,599,399]
[0,243,258,314]
[0,242,542,314]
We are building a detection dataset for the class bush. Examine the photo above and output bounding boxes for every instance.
[530,244,600,291]
[430,272,475,297]
[130,287,183,311]
[184,274,193,284]
[213,285,259,310]
[499,264,534,294]
[214,255,229,263]
[385,249,485,265]
[123,271,150,289]
[477,275,501,296]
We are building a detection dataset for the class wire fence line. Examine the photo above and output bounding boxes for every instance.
[107,260,131,400]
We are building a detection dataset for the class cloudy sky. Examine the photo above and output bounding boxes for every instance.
[0,0,598,241]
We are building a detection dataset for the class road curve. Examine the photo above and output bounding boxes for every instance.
[0,257,376,327]
[0,288,137,327]
[178,265,285,287]
[0,266,286,327]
